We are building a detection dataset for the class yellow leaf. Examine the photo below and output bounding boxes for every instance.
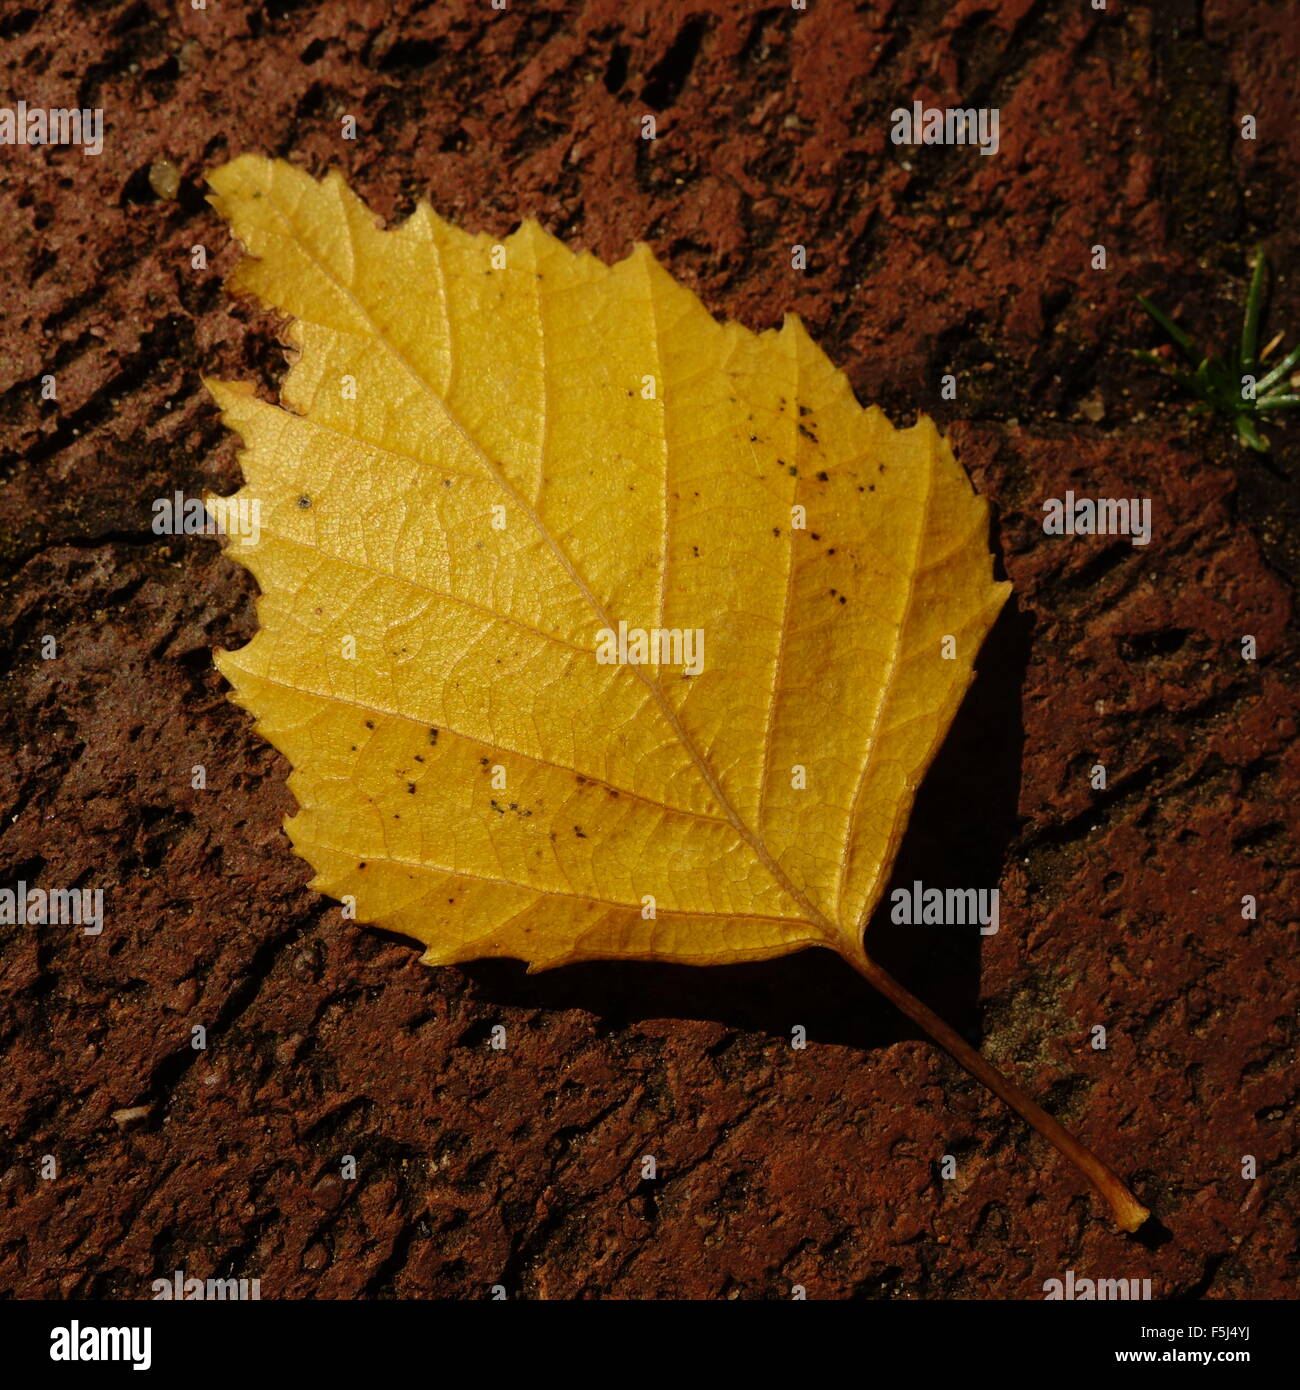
[205,155,1148,1232]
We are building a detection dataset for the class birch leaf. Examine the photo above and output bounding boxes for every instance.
[204,155,1149,1232]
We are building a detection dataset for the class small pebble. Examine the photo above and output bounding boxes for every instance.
[148,159,181,201]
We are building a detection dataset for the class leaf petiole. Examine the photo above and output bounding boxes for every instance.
[844,946,1151,1233]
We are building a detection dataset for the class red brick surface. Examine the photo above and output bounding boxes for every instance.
[1,0,1297,1298]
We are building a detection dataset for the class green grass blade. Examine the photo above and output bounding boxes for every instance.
[1236,415,1269,451]
[1256,341,1300,394]
[1138,295,1201,364]
[1241,247,1267,369]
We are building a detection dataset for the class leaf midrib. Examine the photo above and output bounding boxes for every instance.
[260,182,843,941]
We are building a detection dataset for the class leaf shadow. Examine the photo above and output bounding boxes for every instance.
[456,596,1033,1056]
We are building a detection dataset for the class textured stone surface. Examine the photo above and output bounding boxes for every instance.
[1,0,1297,1299]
